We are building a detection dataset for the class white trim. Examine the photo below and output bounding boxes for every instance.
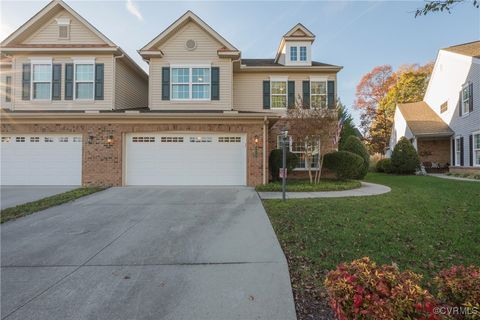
[29,58,52,64]
[461,82,471,116]
[171,66,211,101]
[473,131,480,167]
[55,18,71,25]
[31,60,52,101]
[73,60,95,101]
[310,79,328,109]
[454,136,462,166]
[270,79,288,109]
[269,76,288,81]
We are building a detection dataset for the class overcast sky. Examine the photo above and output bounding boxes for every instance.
[1,0,479,125]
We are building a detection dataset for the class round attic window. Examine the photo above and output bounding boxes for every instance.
[185,39,197,51]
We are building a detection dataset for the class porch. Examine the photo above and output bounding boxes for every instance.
[416,137,451,173]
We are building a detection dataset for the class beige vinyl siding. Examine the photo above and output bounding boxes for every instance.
[12,54,114,111]
[23,9,104,45]
[0,65,13,109]
[114,58,148,109]
[149,21,233,110]
[233,71,337,112]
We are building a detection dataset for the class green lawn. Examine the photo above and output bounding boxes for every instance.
[1,187,105,223]
[256,179,361,192]
[263,173,480,318]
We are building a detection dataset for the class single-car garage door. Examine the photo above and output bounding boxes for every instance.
[126,133,246,186]
[1,134,82,185]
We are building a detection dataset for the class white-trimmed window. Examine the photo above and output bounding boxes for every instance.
[74,61,95,100]
[160,136,184,143]
[473,132,480,166]
[171,67,210,100]
[461,83,471,115]
[44,137,54,143]
[56,18,70,39]
[32,60,52,100]
[310,79,327,108]
[218,136,241,143]
[455,137,461,166]
[290,47,298,61]
[132,137,155,143]
[276,135,319,170]
[1,137,11,143]
[300,46,307,61]
[30,137,40,143]
[190,136,212,143]
[271,78,287,109]
[16,137,26,143]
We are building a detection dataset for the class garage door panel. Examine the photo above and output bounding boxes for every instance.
[0,135,82,186]
[126,133,246,186]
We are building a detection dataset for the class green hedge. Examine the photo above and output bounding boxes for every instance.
[376,158,392,173]
[323,151,364,180]
[269,149,298,181]
[391,137,420,174]
[341,136,369,179]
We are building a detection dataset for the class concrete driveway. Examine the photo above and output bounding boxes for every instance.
[1,186,78,209]
[1,187,296,320]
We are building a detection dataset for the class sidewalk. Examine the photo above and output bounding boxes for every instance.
[258,182,391,199]
[428,173,480,182]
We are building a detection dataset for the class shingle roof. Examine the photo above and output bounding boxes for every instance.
[443,41,480,58]
[241,59,340,68]
[397,101,453,137]
[5,44,114,48]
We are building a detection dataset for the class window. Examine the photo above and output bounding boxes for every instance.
[276,135,319,169]
[310,80,327,108]
[59,137,69,143]
[58,25,69,39]
[300,46,307,61]
[189,136,212,143]
[461,84,471,115]
[132,137,155,143]
[32,63,52,100]
[290,46,297,61]
[73,137,82,143]
[440,101,448,113]
[1,137,11,143]
[16,137,26,142]
[5,76,11,102]
[30,137,40,142]
[218,137,241,143]
[171,67,210,100]
[271,81,287,108]
[474,132,480,166]
[455,137,461,166]
[75,64,94,100]
[44,137,54,143]
[160,136,184,143]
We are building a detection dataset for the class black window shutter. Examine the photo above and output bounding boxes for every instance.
[302,81,310,109]
[327,80,335,109]
[263,80,270,109]
[95,63,104,100]
[459,90,462,117]
[452,138,455,166]
[469,135,473,166]
[52,64,62,100]
[460,136,464,166]
[469,82,473,112]
[162,67,170,100]
[211,67,219,100]
[65,63,74,100]
[287,80,295,108]
[22,63,31,100]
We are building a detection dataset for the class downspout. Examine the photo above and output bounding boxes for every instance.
[113,53,124,109]
[263,116,268,184]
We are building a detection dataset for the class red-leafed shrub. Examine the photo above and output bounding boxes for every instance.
[435,265,480,318]
[324,257,441,320]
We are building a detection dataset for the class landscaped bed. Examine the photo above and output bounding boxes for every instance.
[262,173,480,320]
[1,187,105,223]
[255,179,361,192]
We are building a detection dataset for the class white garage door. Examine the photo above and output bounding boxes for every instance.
[1,134,82,185]
[126,133,246,186]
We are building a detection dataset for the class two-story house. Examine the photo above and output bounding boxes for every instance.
[389,41,479,174]
[1,0,342,187]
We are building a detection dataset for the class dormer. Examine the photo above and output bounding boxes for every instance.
[274,23,315,66]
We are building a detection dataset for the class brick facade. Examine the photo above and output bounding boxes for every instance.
[1,120,265,187]
[417,138,451,165]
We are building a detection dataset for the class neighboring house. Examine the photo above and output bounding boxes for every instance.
[389,41,480,174]
[0,0,342,187]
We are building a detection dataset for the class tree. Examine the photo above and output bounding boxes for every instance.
[391,137,420,174]
[415,0,478,17]
[286,99,338,184]
[354,65,396,136]
[337,99,360,150]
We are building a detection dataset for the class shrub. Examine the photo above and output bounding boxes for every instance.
[269,149,298,181]
[323,151,364,180]
[369,153,384,172]
[391,137,420,174]
[325,257,440,320]
[341,136,369,179]
[376,158,392,173]
[435,265,480,315]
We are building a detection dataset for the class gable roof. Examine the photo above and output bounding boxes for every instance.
[139,11,239,54]
[0,0,116,47]
[397,101,453,137]
[442,40,480,58]
[283,23,315,38]
[241,59,340,68]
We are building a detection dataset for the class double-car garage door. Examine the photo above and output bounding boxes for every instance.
[125,133,246,186]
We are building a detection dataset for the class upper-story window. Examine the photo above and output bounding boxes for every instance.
[271,80,287,108]
[32,63,52,100]
[311,80,327,108]
[300,46,307,61]
[75,62,94,100]
[461,83,471,115]
[290,47,298,61]
[171,67,210,100]
[56,18,70,40]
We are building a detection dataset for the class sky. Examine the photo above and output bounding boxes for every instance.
[1,0,479,126]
